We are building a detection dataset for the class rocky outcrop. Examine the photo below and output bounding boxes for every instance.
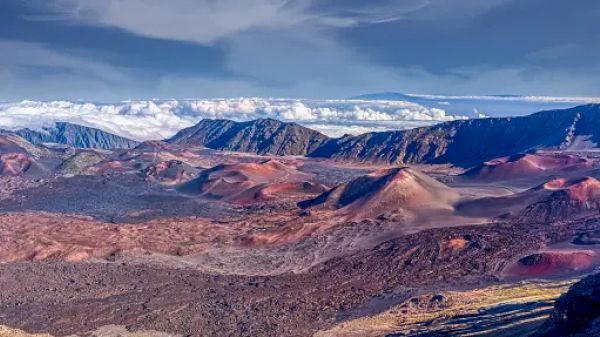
[535,273,600,337]
[56,151,107,175]
[141,160,199,185]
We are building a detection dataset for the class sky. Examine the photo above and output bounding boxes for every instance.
[1,0,600,101]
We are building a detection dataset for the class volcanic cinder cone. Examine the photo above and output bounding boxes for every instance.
[179,159,322,203]
[462,153,593,182]
[299,167,459,220]
[142,160,200,185]
[516,176,600,222]
[0,135,46,176]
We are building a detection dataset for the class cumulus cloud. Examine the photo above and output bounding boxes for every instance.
[0,98,468,140]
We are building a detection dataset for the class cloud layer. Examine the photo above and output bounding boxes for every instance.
[0,98,468,140]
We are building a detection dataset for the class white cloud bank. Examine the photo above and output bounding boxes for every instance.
[0,98,467,140]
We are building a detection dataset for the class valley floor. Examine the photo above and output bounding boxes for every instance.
[1,136,600,336]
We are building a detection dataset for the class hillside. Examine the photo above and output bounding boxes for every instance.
[166,104,600,167]
[310,105,600,166]
[6,122,139,149]
[299,167,459,220]
[167,118,328,156]
[178,159,324,203]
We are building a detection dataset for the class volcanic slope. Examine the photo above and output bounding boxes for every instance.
[462,153,594,182]
[142,160,200,185]
[535,273,600,337]
[299,167,459,221]
[310,104,600,166]
[0,135,56,176]
[164,104,600,166]
[178,159,326,203]
[516,177,600,222]
[457,176,600,222]
[167,118,328,156]
[503,250,599,280]
[55,141,210,177]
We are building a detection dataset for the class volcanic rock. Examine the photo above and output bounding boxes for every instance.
[535,273,600,337]
[56,151,107,175]
[309,104,600,166]
[504,250,598,279]
[142,160,200,185]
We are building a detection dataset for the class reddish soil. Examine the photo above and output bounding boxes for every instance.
[2,136,600,337]
[88,160,130,174]
[300,167,459,220]
[463,153,593,182]
[142,160,199,185]
[179,159,322,203]
[504,249,599,279]
[0,212,237,263]
[457,176,600,222]
[0,153,35,176]
[548,176,600,202]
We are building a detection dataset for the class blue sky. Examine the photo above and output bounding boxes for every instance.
[1,0,599,100]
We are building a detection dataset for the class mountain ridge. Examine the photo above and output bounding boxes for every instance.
[3,104,600,163]
[164,104,600,167]
[1,122,139,150]
[311,104,600,166]
[167,118,329,156]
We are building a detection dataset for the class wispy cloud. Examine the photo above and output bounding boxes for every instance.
[33,0,514,44]
[0,40,125,83]
[0,39,131,100]
[39,0,304,44]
